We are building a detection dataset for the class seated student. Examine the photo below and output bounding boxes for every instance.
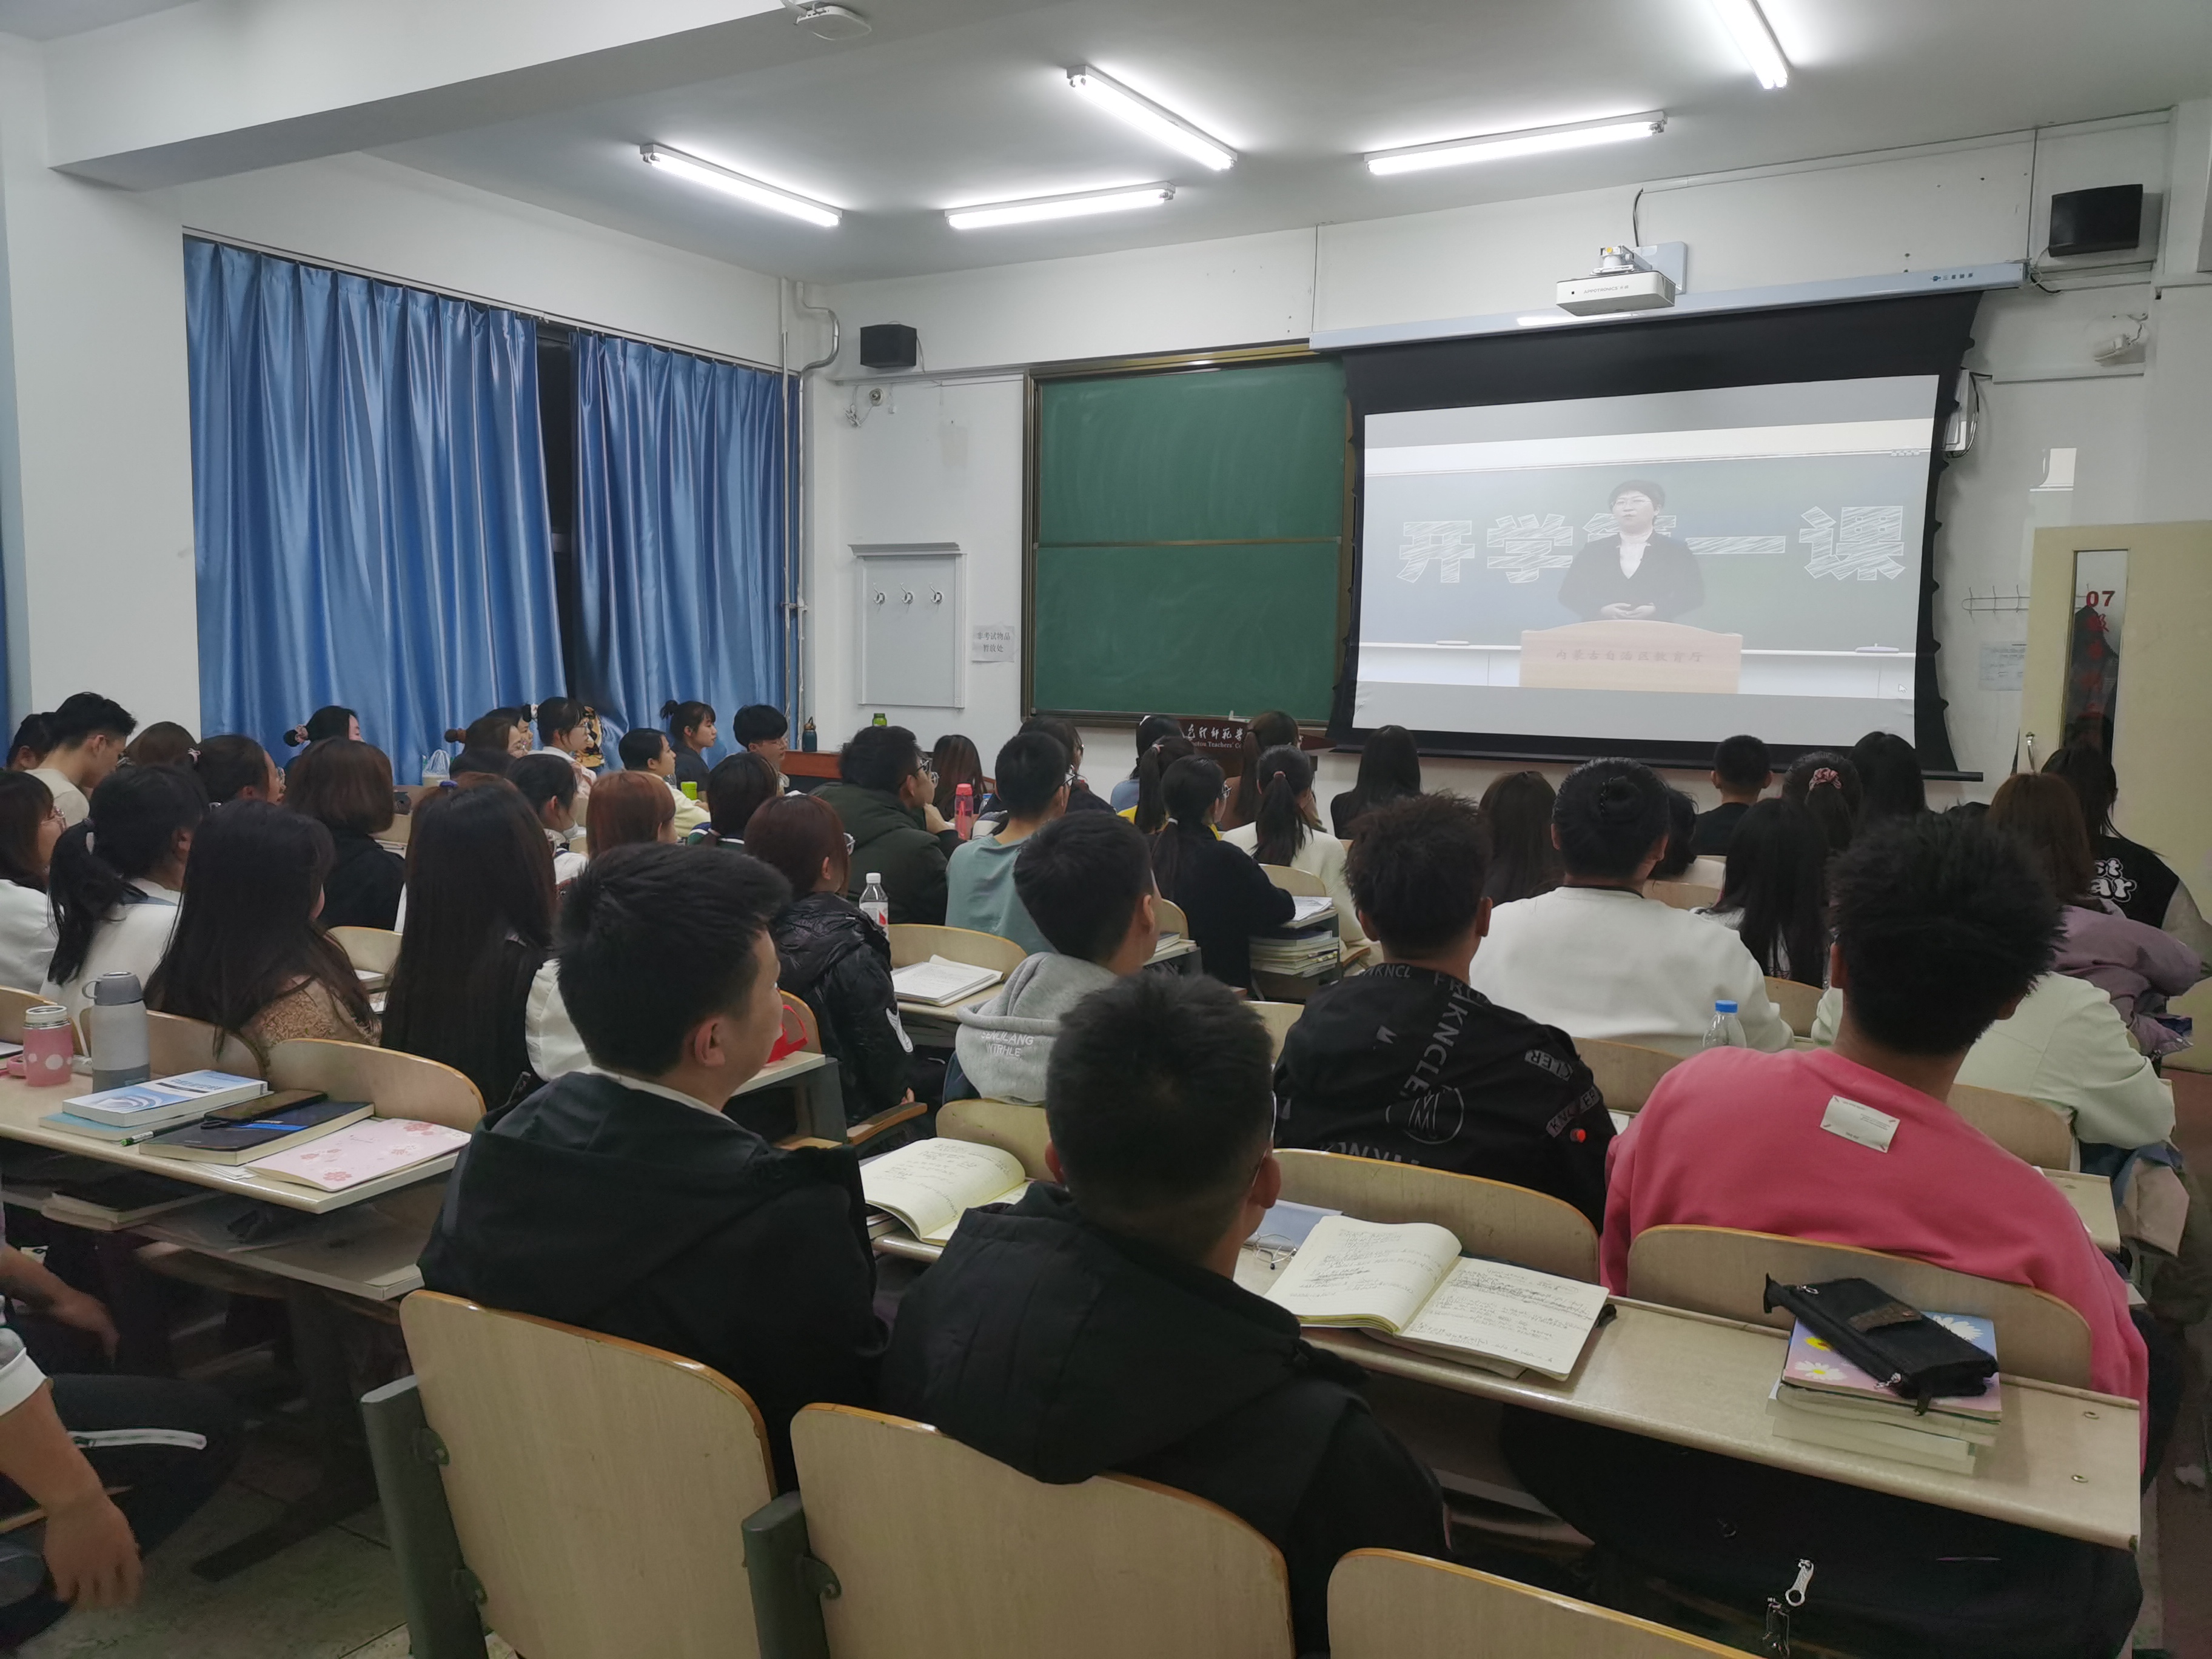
[1148,757,1293,992]
[945,731,1067,956]
[1275,794,1610,1224]
[1695,797,1828,986]
[509,754,588,886]
[283,706,360,749]
[1329,723,1420,839]
[530,696,596,814]
[734,703,792,785]
[1222,745,1367,955]
[1110,714,1182,813]
[1475,770,1560,905]
[122,722,196,769]
[689,752,781,851]
[148,802,378,1055]
[888,972,1445,1655]
[1020,717,1111,814]
[383,783,555,1113]
[0,774,60,994]
[286,739,404,930]
[1121,733,1193,833]
[1852,729,1926,826]
[954,813,1157,1104]
[1467,760,1790,1051]
[1647,787,1697,882]
[746,794,918,1122]
[662,700,717,793]
[42,767,204,1021]
[618,726,709,837]
[815,725,958,925]
[191,734,283,805]
[447,711,532,761]
[1781,748,1860,857]
[2045,742,2212,965]
[31,694,136,828]
[1221,710,1299,834]
[420,844,885,1486]
[7,712,53,775]
[930,734,985,825]
[1528,815,2145,1659]
[1691,733,1769,854]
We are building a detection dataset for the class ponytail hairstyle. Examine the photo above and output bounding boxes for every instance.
[662,700,715,751]
[193,734,278,804]
[283,706,357,748]
[1783,750,1863,857]
[49,764,207,986]
[1127,714,1184,780]
[1148,755,1225,903]
[1224,711,1298,831]
[1132,735,1195,834]
[1718,799,1829,986]
[1551,758,1670,882]
[1250,744,1317,866]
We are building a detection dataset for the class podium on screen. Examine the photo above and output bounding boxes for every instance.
[1518,620,1744,695]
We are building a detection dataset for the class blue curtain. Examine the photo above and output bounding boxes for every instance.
[185,239,562,777]
[571,332,786,751]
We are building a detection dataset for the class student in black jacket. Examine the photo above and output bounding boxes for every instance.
[284,737,404,930]
[418,842,885,1487]
[885,972,1444,1655]
[1148,756,1293,990]
[1275,793,1612,1226]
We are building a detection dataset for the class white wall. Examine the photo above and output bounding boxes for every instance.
[809,111,2206,802]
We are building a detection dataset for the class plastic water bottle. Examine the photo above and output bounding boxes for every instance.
[1703,999,1746,1050]
[421,749,451,786]
[87,973,152,1091]
[954,783,976,840]
[859,873,890,931]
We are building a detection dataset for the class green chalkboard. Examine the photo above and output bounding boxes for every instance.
[1029,358,1348,722]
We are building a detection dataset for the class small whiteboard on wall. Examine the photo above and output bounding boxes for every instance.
[856,544,965,709]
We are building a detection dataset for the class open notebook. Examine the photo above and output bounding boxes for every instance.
[890,956,1004,1007]
[1264,1215,1609,1379]
[862,1139,1030,1243]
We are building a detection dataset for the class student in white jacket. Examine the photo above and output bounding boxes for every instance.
[1467,759,1789,1053]
[40,768,202,1022]
[1221,744,1369,956]
[0,774,62,995]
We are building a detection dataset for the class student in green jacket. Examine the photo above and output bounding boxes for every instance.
[814,725,959,925]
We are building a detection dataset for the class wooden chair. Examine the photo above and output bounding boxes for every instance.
[1275,1150,1600,1283]
[396,1291,774,1659]
[266,1038,483,1129]
[1646,880,1721,912]
[777,992,923,1150]
[0,985,61,1045]
[1261,864,1327,898]
[1624,1225,2093,1389]
[937,1098,1051,1180]
[886,923,1028,976]
[146,1010,263,1078]
[329,925,403,981]
[1156,897,1190,939]
[1577,1037,1681,1113]
[1949,1082,2074,1170]
[789,1404,1294,1659]
[1763,976,1821,1039]
[1331,1550,1735,1657]
[1250,999,1304,1062]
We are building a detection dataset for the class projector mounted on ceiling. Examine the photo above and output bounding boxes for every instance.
[789,2,871,41]
[1556,246,1678,316]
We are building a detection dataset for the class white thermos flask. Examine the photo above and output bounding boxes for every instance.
[86,972,152,1092]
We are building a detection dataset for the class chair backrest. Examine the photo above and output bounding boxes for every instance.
[1577,1037,1681,1113]
[1948,1083,2074,1170]
[1624,1225,2094,1388]
[886,923,1029,975]
[400,1292,774,1659]
[791,1405,1294,1659]
[1275,1149,1599,1282]
[146,1010,263,1079]
[328,925,403,977]
[779,990,823,1053]
[0,985,66,1048]
[1248,1000,1304,1062]
[1647,880,1721,911]
[1261,863,1327,898]
[937,1098,1051,1180]
[1156,896,1190,937]
[267,1039,484,1128]
[1330,1550,1738,1658]
[1763,976,1820,1039]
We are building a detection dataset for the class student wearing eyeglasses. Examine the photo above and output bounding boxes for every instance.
[813,725,960,925]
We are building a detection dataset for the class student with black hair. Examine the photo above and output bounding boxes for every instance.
[509,754,588,886]
[1467,759,1788,1051]
[929,735,985,822]
[122,723,196,770]
[420,843,885,1488]
[1692,734,1771,854]
[943,731,1068,955]
[690,752,782,851]
[446,711,531,761]
[286,739,405,929]
[1221,710,1298,833]
[1781,749,1862,857]
[734,704,791,782]
[1696,798,1828,986]
[2045,743,2212,964]
[32,695,136,828]
[1019,717,1110,814]
[1649,786,1697,881]
[1851,729,1926,825]
[953,813,1157,1103]
[888,971,1445,1655]
[1275,794,1610,1223]
[815,725,958,925]
[0,774,60,994]
[618,725,708,837]
[449,747,512,783]
[1329,723,1421,839]
[42,766,204,1021]
[662,700,717,792]
[7,713,53,774]
[283,706,360,748]
[530,696,596,814]
[1110,714,1184,813]
[1222,745,1367,955]
[191,734,283,805]
[1530,816,2146,1659]
[1475,770,1560,905]
[1148,756,1293,992]
[1121,733,1193,835]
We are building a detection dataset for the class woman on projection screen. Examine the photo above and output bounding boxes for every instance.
[1557,478,1705,623]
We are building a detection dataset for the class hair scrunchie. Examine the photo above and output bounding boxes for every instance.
[1811,767,1840,789]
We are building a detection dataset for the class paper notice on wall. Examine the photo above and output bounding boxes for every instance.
[970,623,1016,663]
[1979,642,2026,690]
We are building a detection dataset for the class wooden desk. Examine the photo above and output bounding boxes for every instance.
[2043,1168,2123,1254]
[782,752,841,782]
[142,1181,442,1303]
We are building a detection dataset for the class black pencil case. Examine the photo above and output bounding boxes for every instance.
[1762,1275,1997,1405]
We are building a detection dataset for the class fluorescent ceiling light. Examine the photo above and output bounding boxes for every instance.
[640,144,842,227]
[1707,0,1789,88]
[947,183,1174,230]
[1066,65,1236,170]
[1366,112,1666,176]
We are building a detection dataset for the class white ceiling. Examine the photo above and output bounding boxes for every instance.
[0,0,188,39]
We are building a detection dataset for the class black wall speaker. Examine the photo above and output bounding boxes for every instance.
[859,323,919,370]
[2048,184,2144,258]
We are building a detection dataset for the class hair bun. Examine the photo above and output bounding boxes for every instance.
[443,727,467,743]
[283,725,308,747]
[1594,776,1642,820]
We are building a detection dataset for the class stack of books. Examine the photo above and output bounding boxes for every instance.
[1766,1315,2001,1473]
[889,956,1002,1007]
[39,1071,267,1145]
